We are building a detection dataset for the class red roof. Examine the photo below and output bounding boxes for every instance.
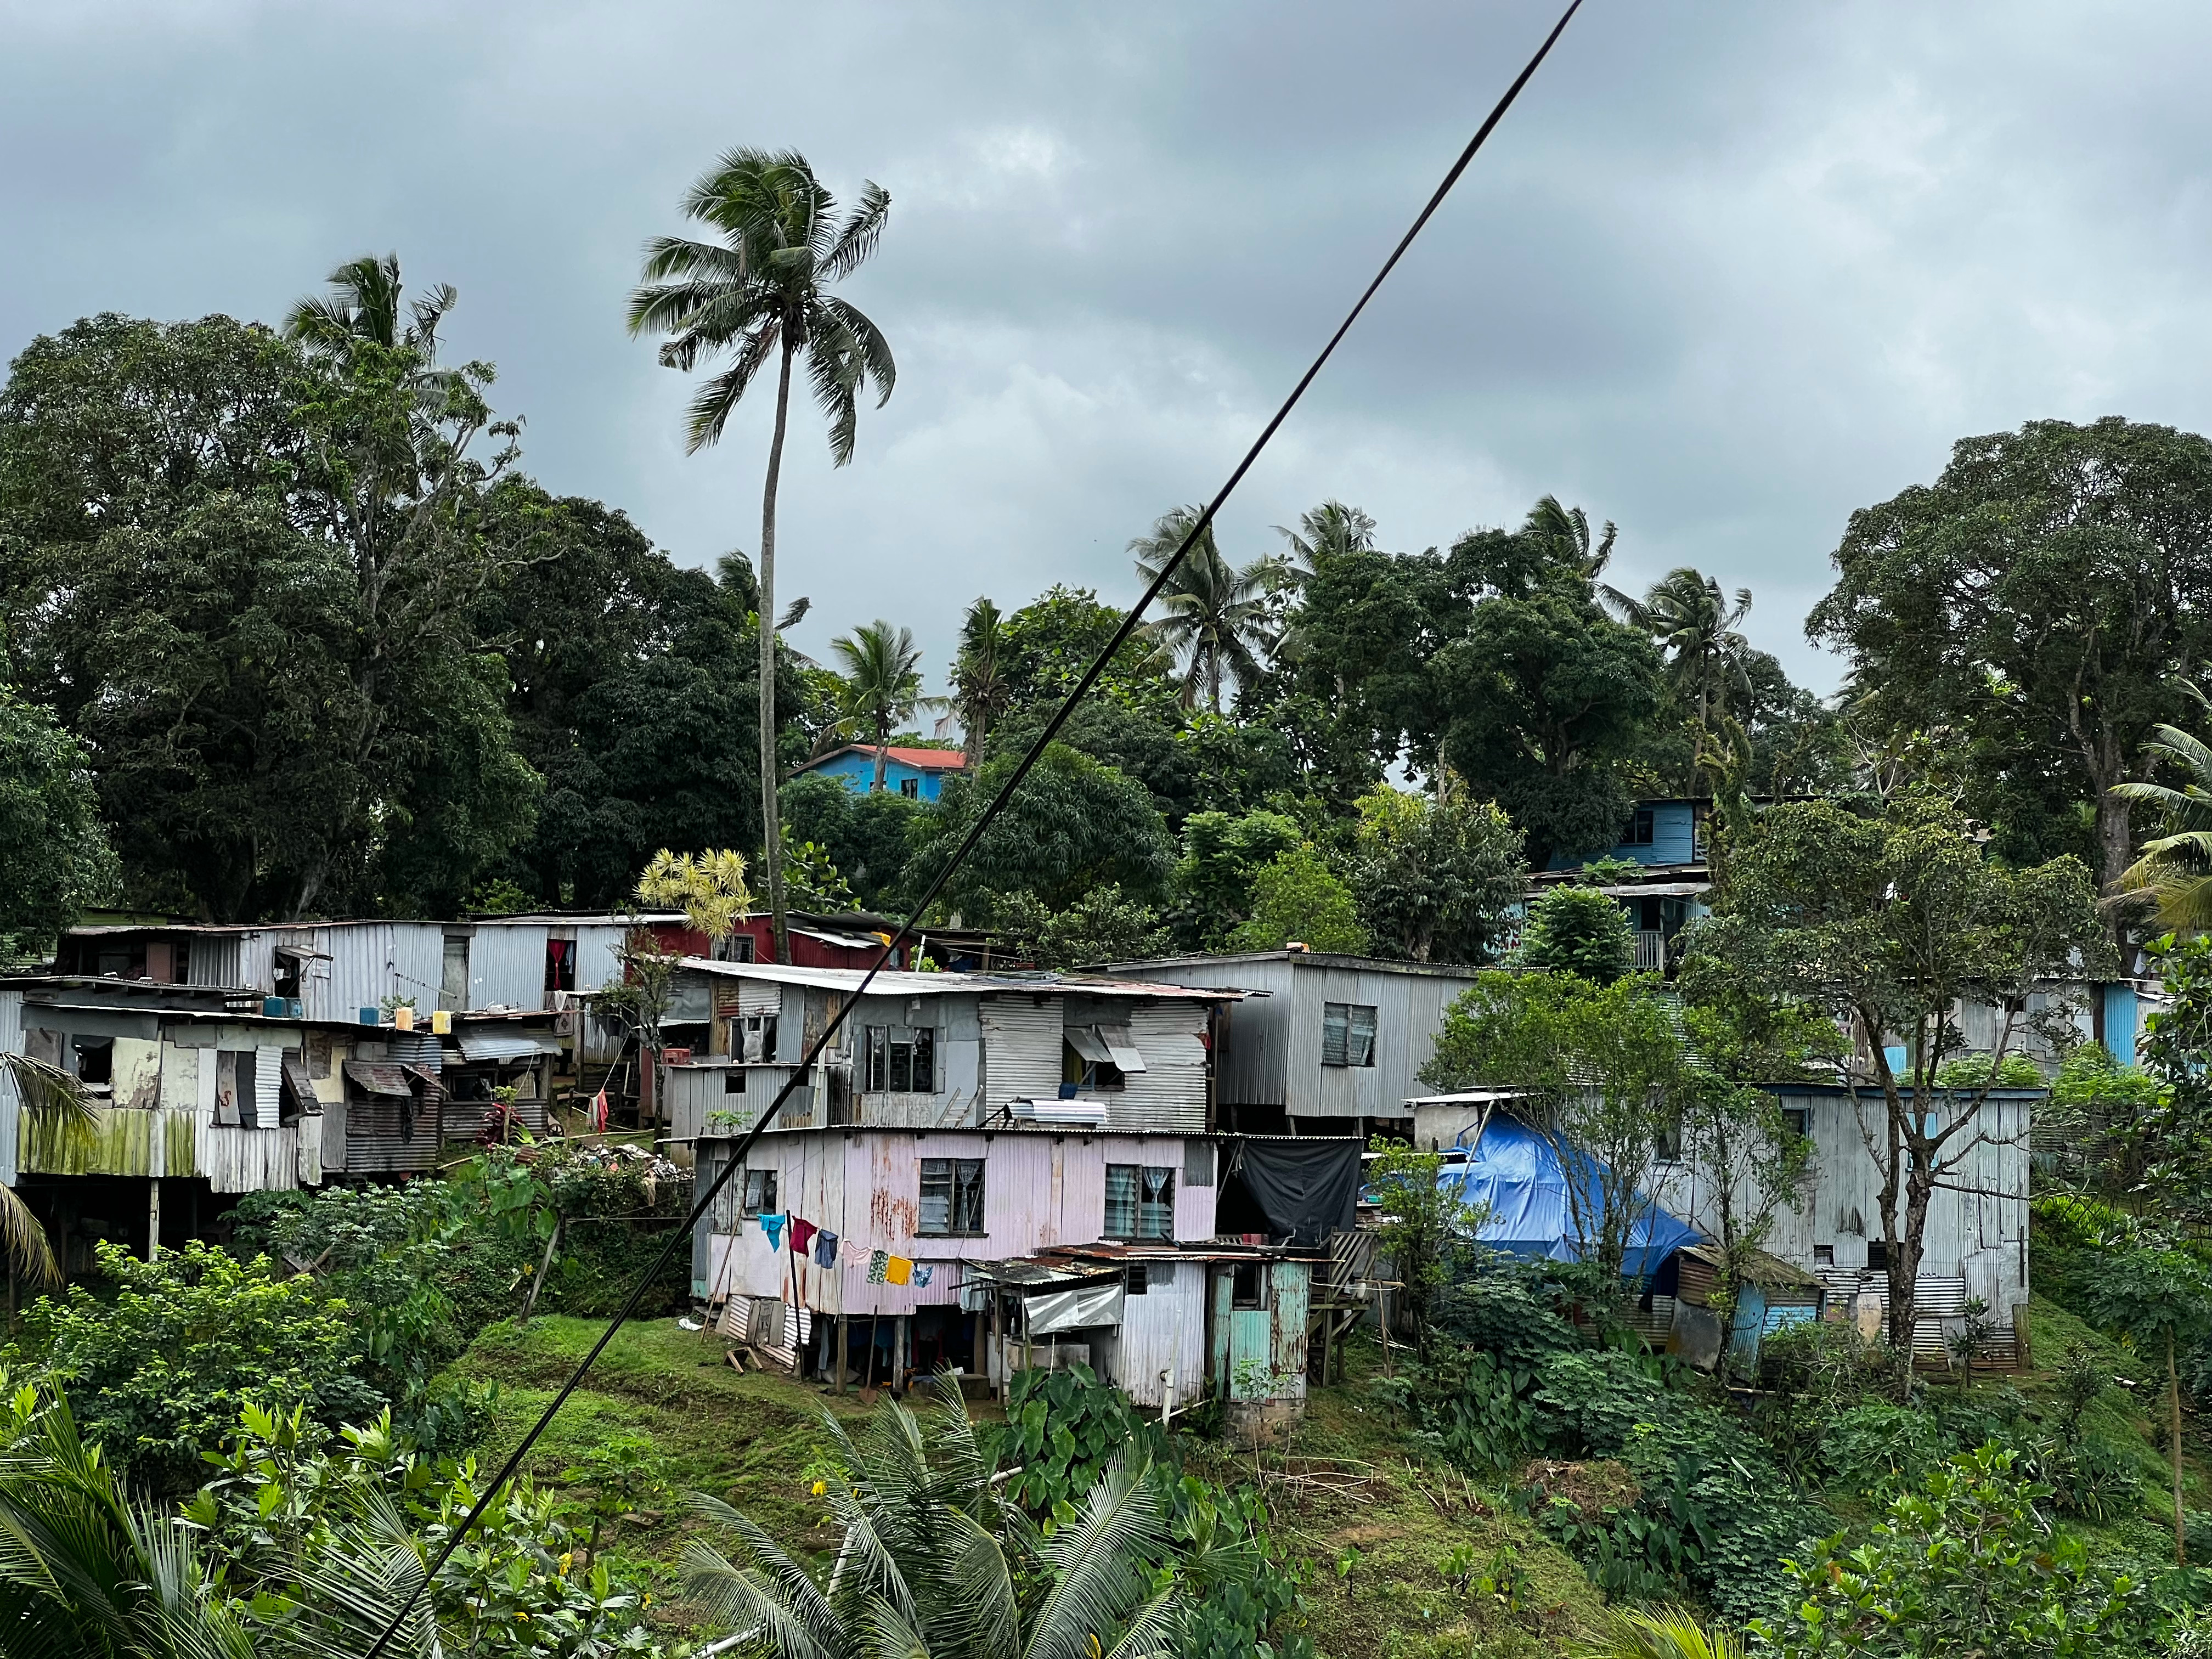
[805,744,969,772]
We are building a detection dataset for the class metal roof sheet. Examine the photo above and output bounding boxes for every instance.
[672,958,1244,1000]
[343,1062,413,1097]
[455,1032,563,1062]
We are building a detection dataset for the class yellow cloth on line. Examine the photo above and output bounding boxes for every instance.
[885,1255,913,1285]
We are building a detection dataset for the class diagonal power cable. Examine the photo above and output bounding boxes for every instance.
[363,3,1582,1649]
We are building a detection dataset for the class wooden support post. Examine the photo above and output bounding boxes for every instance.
[521,1215,563,1321]
[972,1307,985,1385]
[836,1314,849,1395]
[147,1178,161,1261]
[894,1313,909,1393]
[990,1291,1003,1401]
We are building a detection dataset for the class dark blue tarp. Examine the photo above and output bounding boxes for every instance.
[1438,1114,1701,1283]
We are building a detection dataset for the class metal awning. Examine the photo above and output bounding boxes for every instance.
[1009,1097,1108,1127]
[454,1032,563,1063]
[1065,1027,1112,1064]
[1096,1024,1146,1074]
[343,1061,413,1097]
[280,1057,319,1116]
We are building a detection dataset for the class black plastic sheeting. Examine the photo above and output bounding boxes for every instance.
[1212,1137,1360,1246]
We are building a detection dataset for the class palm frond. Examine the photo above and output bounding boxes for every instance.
[824,180,893,282]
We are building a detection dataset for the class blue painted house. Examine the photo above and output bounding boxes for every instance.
[1545,798,1706,871]
[795,744,968,802]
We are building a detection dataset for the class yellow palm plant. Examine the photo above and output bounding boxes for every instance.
[636,849,755,946]
[2113,681,2212,932]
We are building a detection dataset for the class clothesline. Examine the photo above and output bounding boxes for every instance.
[753,1211,934,1289]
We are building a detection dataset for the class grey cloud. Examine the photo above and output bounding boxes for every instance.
[2,0,2207,697]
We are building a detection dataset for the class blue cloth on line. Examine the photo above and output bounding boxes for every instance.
[760,1213,787,1251]
[814,1229,839,1267]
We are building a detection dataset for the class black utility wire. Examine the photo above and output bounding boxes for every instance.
[363,4,1581,1650]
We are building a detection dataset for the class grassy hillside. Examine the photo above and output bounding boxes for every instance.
[449,1317,1611,1654]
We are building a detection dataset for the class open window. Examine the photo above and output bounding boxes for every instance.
[72,1036,114,1087]
[440,935,471,1011]
[741,1167,777,1217]
[1231,1261,1267,1309]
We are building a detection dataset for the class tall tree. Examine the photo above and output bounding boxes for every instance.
[951,595,1014,771]
[830,618,937,791]
[1432,506,1664,867]
[1808,417,2212,890]
[1605,567,1753,732]
[1130,505,1280,712]
[1351,779,1526,964]
[472,485,792,909]
[905,744,1174,923]
[0,311,534,919]
[629,147,896,961]
[0,682,119,961]
[1684,792,2109,1347]
[1273,498,1378,581]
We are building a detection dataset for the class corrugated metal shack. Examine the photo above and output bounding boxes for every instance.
[0,972,560,1271]
[1646,1082,2039,1361]
[1106,950,1485,1136]
[684,959,1259,1396]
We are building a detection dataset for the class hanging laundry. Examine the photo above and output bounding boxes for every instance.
[885,1255,913,1286]
[867,1249,888,1284]
[789,1217,817,1256]
[590,1089,609,1132]
[814,1229,839,1267]
[760,1214,788,1251]
[912,1265,934,1289]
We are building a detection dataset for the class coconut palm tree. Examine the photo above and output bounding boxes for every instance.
[1129,506,1280,712]
[628,148,896,963]
[682,1379,1186,1659]
[951,596,1015,770]
[2114,681,2212,929]
[285,253,458,360]
[1527,493,1617,579]
[1272,499,1378,583]
[1605,567,1754,730]
[830,620,941,792]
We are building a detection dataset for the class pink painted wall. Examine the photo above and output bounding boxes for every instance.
[707,1128,1214,1318]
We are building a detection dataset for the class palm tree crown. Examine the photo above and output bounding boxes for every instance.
[1605,566,1753,727]
[1273,499,1378,583]
[1129,506,1280,712]
[952,596,1015,769]
[682,1379,1187,1659]
[628,146,895,964]
[627,148,895,458]
[2114,680,2212,931]
[1527,493,1617,579]
[285,253,458,360]
[831,620,939,791]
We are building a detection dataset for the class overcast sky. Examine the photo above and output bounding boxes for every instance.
[4,2,2207,694]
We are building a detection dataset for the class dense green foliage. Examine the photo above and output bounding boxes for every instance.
[0,680,117,960]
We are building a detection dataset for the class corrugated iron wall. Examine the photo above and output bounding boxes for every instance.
[979,995,1062,1115]
[1105,1001,1209,1133]
[1090,1260,1206,1406]
[0,988,20,1186]
[470,924,548,1010]
[185,933,246,992]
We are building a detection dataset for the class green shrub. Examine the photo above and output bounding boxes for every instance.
[10,1241,385,1494]
[1820,1402,1954,1496]
[1932,1052,2046,1088]
[1749,1446,2146,1657]
[1531,1347,1673,1458]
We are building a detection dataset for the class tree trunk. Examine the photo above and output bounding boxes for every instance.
[2099,786,2134,902]
[873,733,889,793]
[759,342,795,964]
[2174,1329,2189,1567]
